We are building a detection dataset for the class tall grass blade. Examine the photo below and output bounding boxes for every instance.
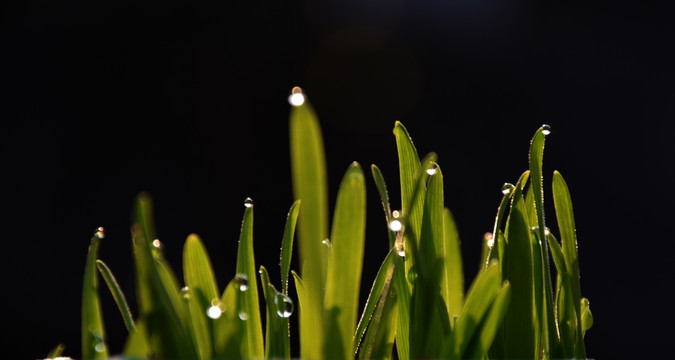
[324,162,367,359]
[464,281,512,360]
[96,260,136,333]
[289,91,328,360]
[443,208,464,323]
[235,202,264,360]
[133,193,199,359]
[354,248,396,356]
[259,266,291,359]
[393,249,410,360]
[393,121,423,241]
[552,170,586,358]
[409,259,450,360]
[358,262,398,360]
[280,200,301,294]
[371,164,396,249]
[81,230,108,360]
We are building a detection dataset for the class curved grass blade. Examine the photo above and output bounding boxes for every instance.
[260,266,291,359]
[446,262,502,360]
[486,176,524,268]
[552,170,586,358]
[82,230,108,360]
[443,208,464,322]
[235,202,264,360]
[393,121,423,240]
[464,281,512,360]
[281,200,301,294]
[96,260,136,333]
[324,162,367,359]
[133,193,199,359]
[358,261,398,360]
[289,91,328,360]
[371,164,396,249]
[354,248,396,356]
[419,163,443,280]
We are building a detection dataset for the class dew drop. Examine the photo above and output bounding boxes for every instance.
[94,227,105,239]
[542,124,551,135]
[321,238,332,249]
[238,311,249,320]
[244,197,254,208]
[288,86,305,106]
[152,239,162,248]
[274,293,294,318]
[206,305,222,319]
[235,273,249,291]
[485,232,494,249]
[388,219,402,232]
[544,227,551,236]
[501,183,515,195]
[426,167,437,176]
[531,226,539,232]
[181,286,190,300]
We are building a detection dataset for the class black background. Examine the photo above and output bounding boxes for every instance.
[2,1,674,359]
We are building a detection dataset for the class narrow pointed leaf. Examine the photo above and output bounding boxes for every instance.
[96,260,136,333]
[47,343,66,359]
[260,266,291,360]
[464,281,512,359]
[122,319,150,359]
[280,200,301,294]
[393,121,423,239]
[324,162,367,359]
[82,231,108,360]
[358,265,398,360]
[443,208,464,322]
[213,277,244,359]
[580,298,593,337]
[393,254,410,360]
[371,164,397,249]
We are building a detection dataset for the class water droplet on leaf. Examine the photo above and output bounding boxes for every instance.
[502,183,514,195]
[207,305,222,319]
[542,124,551,135]
[288,86,305,106]
[235,273,249,291]
[239,311,248,320]
[94,227,105,239]
[244,197,254,208]
[274,293,294,318]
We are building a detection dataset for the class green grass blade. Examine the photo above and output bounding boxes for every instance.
[552,170,586,358]
[81,229,108,360]
[393,253,410,360]
[183,233,221,360]
[446,262,502,360]
[464,281,512,359]
[358,263,398,360]
[409,259,450,360]
[324,162,367,359]
[486,180,520,268]
[133,193,199,359]
[354,248,396,356]
[96,259,136,333]
[234,202,264,360]
[443,208,464,322]
[500,171,536,360]
[47,343,66,359]
[393,121,423,240]
[122,319,150,359]
[212,277,244,359]
[580,298,593,338]
[281,200,301,294]
[371,164,396,249]
[260,266,291,360]
[419,164,443,279]
[289,90,328,360]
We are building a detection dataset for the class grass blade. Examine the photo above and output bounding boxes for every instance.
[580,298,593,338]
[260,266,291,359]
[393,121,423,240]
[96,259,136,333]
[552,170,586,358]
[235,202,264,360]
[47,343,66,359]
[212,277,244,359]
[122,319,149,359]
[443,208,464,323]
[324,162,367,359]
[280,200,301,294]
[354,248,396,356]
[393,253,410,360]
[371,164,397,249]
[409,259,450,359]
[289,90,328,360]
[81,229,108,360]
[464,281,512,359]
[358,259,398,360]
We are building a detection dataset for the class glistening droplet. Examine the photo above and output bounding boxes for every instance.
[207,305,222,319]
[426,167,437,176]
[388,219,402,232]
[501,183,515,195]
[235,273,249,291]
[274,293,294,318]
[542,124,551,135]
[94,227,105,239]
[288,86,305,106]
[239,311,249,320]
[181,286,190,300]
[244,197,254,208]
[485,232,494,249]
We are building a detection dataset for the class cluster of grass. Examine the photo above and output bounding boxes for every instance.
[51,88,592,359]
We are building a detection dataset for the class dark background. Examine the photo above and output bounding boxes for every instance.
[2,0,674,359]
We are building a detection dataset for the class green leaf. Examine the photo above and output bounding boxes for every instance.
[46,343,65,359]
[500,171,536,360]
[371,164,397,249]
[580,297,593,337]
[419,163,444,280]
[446,262,502,360]
[464,281,512,359]
[235,203,264,360]
[259,266,291,360]
[552,170,585,358]
[354,248,396,356]
[122,319,150,359]
[96,260,136,333]
[442,208,464,322]
[393,121,423,241]
[358,261,398,360]
[393,253,410,360]
[409,259,450,360]
[324,162,367,359]
[132,193,199,359]
[280,200,301,294]
[81,230,108,360]
[289,92,328,360]
[212,277,245,359]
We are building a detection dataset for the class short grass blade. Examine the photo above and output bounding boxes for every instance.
[324,162,367,359]
[81,230,108,360]
[259,265,291,360]
[358,263,398,360]
[47,343,65,359]
[96,260,136,333]
[580,298,593,338]
[371,164,397,249]
[235,202,264,360]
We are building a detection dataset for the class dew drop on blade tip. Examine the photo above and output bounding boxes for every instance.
[274,293,294,318]
[501,183,514,195]
[542,124,551,135]
[244,197,254,208]
[288,86,305,106]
